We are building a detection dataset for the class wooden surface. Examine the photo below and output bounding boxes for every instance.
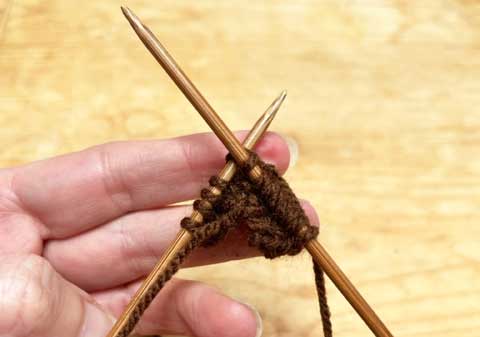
[1,1,480,336]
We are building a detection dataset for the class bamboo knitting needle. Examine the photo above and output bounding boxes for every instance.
[106,89,286,337]
[121,6,394,337]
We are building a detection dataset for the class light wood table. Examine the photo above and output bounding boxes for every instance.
[1,1,479,336]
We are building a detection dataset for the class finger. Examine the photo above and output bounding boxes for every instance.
[44,201,319,291]
[10,131,289,239]
[0,212,44,255]
[0,254,115,337]
[0,170,45,256]
[93,278,261,337]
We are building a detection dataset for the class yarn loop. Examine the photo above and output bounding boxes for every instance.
[181,150,332,336]
[118,151,332,337]
[181,151,319,258]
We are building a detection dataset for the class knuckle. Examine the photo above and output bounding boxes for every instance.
[179,141,196,178]
[0,170,22,212]
[95,142,134,213]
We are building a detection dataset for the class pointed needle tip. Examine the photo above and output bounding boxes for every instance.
[121,6,141,27]
[120,5,129,17]
[279,90,287,104]
[263,90,288,124]
[273,90,287,110]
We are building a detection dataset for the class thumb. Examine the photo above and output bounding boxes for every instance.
[0,254,114,337]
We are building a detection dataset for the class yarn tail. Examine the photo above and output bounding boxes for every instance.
[314,261,333,337]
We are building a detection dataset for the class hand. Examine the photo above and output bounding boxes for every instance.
[0,131,319,337]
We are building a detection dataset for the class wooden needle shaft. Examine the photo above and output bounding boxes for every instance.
[307,240,393,337]
[106,90,286,337]
[121,6,393,337]
[121,6,249,167]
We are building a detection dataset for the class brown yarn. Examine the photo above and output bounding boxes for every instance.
[314,262,332,337]
[117,151,332,337]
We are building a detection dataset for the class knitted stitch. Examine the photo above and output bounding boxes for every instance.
[116,151,332,337]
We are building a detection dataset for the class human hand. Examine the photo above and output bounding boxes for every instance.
[0,131,319,337]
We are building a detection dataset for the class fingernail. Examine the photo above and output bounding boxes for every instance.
[239,301,263,337]
[285,136,299,168]
[81,302,117,337]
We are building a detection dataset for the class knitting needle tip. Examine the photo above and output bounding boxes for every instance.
[261,90,287,128]
[121,6,134,20]
[121,6,145,32]
[276,90,287,107]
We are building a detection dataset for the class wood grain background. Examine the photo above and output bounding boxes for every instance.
[1,1,480,336]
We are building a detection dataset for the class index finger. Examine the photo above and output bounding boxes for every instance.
[9,132,290,239]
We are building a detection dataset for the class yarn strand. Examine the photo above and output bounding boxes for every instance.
[116,151,332,336]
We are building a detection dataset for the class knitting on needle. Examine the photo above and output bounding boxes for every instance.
[121,6,393,337]
[105,89,287,337]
